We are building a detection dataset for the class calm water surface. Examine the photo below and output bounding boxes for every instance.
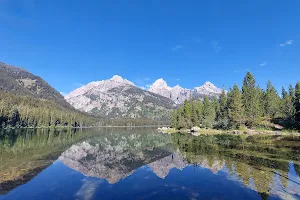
[0,128,299,200]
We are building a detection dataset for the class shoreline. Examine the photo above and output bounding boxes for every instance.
[0,125,171,130]
[158,127,300,136]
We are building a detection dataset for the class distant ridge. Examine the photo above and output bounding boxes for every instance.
[149,78,224,104]
[0,62,70,107]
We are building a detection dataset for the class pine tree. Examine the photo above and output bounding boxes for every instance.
[183,100,193,128]
[264,81,280,118]
[202,96,216,128]
[218,90,228,120]
[295,82,300,128]
[212,96,220,117]
[257,86,265,116]
[282,87,288,99]
[171,110,178,128]
[242,72,262,126]
[281,88,294,120]
[196,101,203,125]
[227,84,244,128]
[191,101,199,126]
[215,90,229,129]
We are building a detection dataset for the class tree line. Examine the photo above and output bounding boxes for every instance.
[171,72,300,130]
[0,92,98,128]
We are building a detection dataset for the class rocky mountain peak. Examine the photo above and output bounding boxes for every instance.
[110,75,124,82]
[172,85,183,90]
[110,75,135,86]
[148,79,223,104]
[194,81,223,95]
[203,81,214,87]
[150,78,169,88]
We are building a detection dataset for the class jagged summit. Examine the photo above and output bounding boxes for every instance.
[194,81,223,96]
[203,81,214,86]
[149,78,169,89]
[173,85,183,89]
[148,79,223,104]
[109,75,135,86]
[110,75,124,81]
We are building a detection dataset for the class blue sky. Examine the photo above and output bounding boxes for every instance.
[1,0,299,94]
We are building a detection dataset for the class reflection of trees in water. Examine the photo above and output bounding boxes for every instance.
[0,128,100,194]
[172,133,300,199]
[0,127,173,194]
[1,129,300,198]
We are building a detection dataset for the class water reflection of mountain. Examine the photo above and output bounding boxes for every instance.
[59,131,174,184]
[1,128,300,199]
[60,132,300,200]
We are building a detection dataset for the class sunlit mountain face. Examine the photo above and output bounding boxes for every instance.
[0,128,299,200]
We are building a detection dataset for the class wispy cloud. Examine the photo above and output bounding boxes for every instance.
[176,78,180,81]
[211,41,221,52]
[144,77,150,81]
[280,40,293,47]
[260,62,267,67]
[172,45,183,51]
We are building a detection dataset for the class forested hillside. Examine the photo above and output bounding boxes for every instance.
[0,62,99,128]
[171,72,300,130]
[0,62,70,107]
[0,92,98,128]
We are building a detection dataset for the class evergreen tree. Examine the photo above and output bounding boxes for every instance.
[183,100,193,128]
[218,90,228,120]
[295,82,300,128]
[227,84,244,128]
[196,101,203,124]
[289,84,295,100]
[215,90,229,129]
[177,108,186,129]
[256,85,265,117]
[171,110,178,128]
[282,87,288,99]
[264,81,280,118]
[242,72,261,126]
[281,88,294,120]
[202,96,216,128]
[212,97,220,117]
[191,101,199,126]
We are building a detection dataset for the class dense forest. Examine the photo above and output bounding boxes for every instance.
[171,72,300,130]
[0,92,171,128]
[0,92,98,128]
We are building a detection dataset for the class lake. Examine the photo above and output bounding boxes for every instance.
[0,128,299,200]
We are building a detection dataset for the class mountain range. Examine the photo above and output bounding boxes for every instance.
[0,61,224,121]
[65,75,224,119]
[65,75,175,119]
[148,78,223,104]
[59,132,225,184]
